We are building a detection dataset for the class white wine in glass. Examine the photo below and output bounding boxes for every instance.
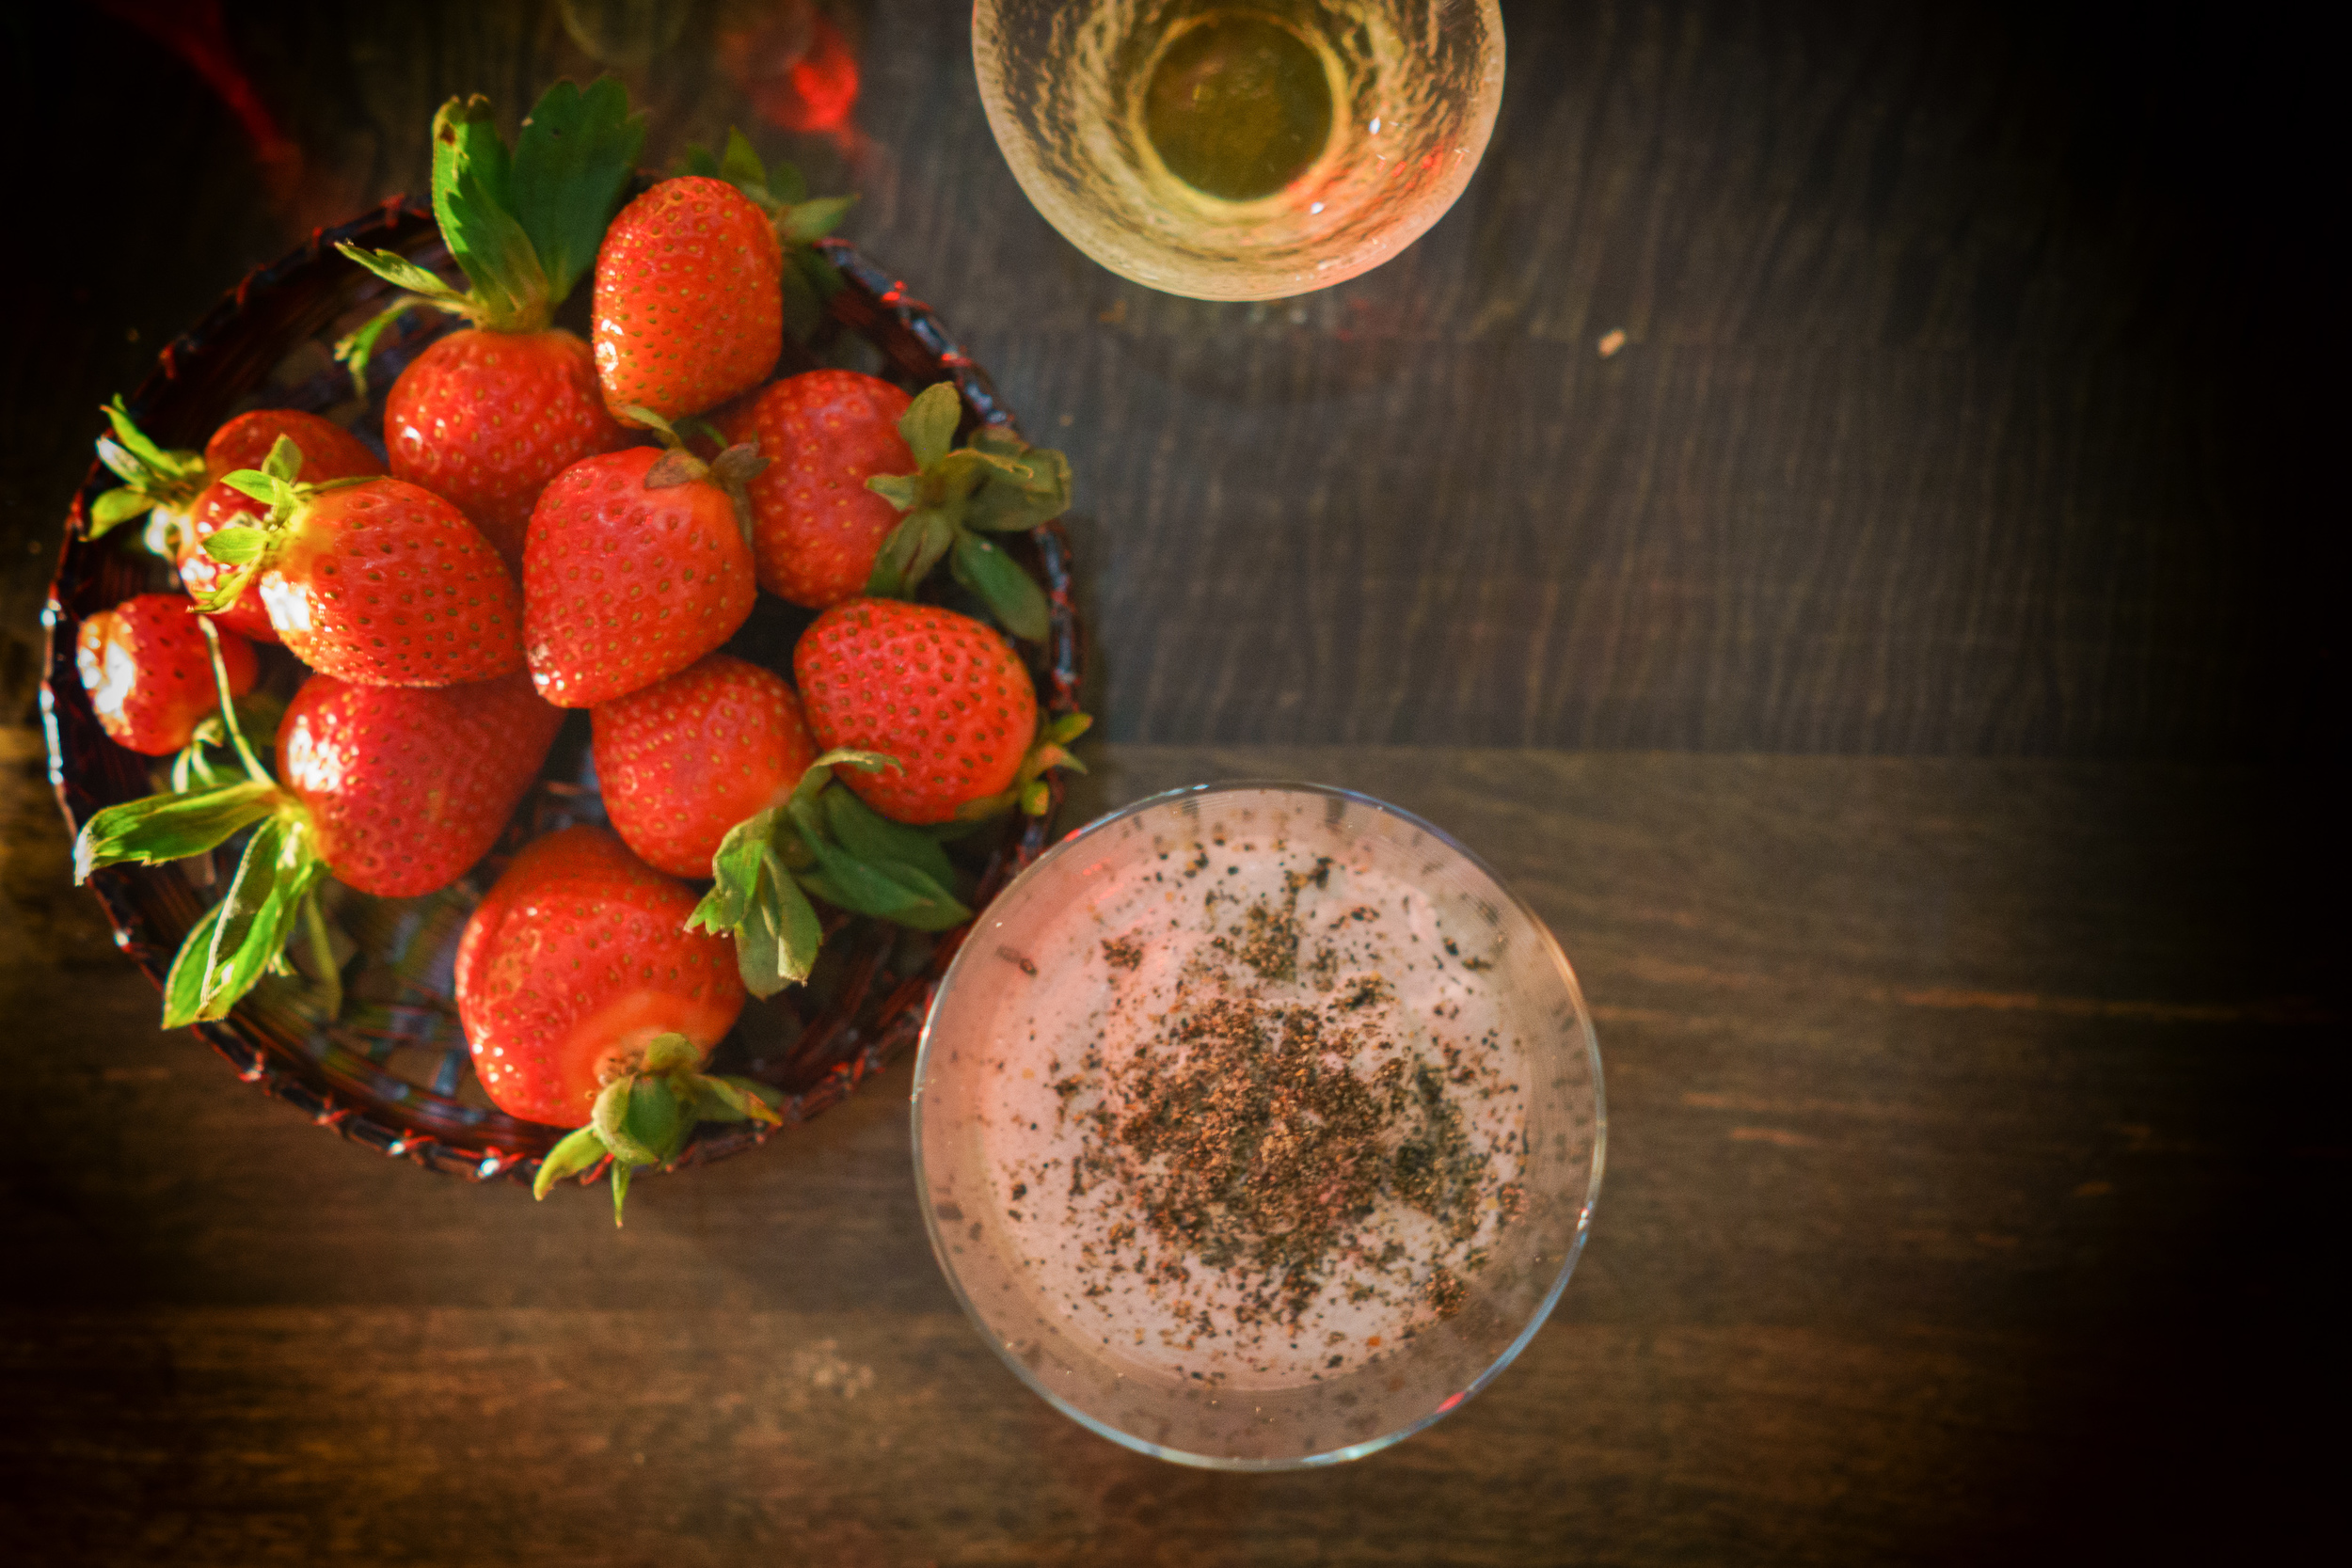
[974,1,1505,301]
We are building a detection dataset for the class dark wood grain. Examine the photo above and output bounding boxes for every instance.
[0,0,2336,1560]
[3,729,2335,1562]
[0,0,2329,753]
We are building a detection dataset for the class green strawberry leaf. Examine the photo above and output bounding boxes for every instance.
[73,778,285,882]
[899,383,962,468]
[336,244,472,304]
[591,1077,660,1166]
[951,531,1051,641]
[688,809,825,998]
[787,796,969,929]
[199,527,270,564]
[781,194,854,245]
[961,443,1073,532]
[101,398,201,481]
[431,95,552,332]
[689,1075,782,1124]
[295,884,344,1027]
[510,76,645,308]
[162,902,226,1029]
[176,814,326,1025]
[678,144,721,179]
[719,126,768,193]
[89,399,206,532]
[821,785,959,892]
[532,1125,607,1198]
[87,486,155,537]
[623,1075,688,1164]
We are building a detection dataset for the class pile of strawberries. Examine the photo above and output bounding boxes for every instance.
[72,80,1082,1223]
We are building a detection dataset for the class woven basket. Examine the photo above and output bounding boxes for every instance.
[40,196,1083,1184]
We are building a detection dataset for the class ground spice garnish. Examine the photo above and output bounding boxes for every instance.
[1070,872,1509,1337]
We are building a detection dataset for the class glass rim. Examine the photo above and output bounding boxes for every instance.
[909,779,1608,1469]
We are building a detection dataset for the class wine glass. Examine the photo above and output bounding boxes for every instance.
[973,0,1505,301]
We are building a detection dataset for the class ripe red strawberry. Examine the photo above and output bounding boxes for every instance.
[338,85,642,562]
[592,176,783,426]
[179,415,388,644]
[716,369,912,608]
[592,653,817,877]
[205,409,382,483]
[522,438,761,708]
[455,825,774,1222]
[201,442,523,687]
[792,599,1040,824]
[75,664,564,1030]
[74,594,258,755]
[383,328,630,571]
[278,671,563,896]
[86,403,382,620]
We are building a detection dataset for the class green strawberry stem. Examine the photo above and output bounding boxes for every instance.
[624,405,770,545]
[198,436,373,614]
[864,383,1072,641]
[77,620,344,1030]
[680,128,855,341]
[955,711,1094,822]
[335,79,645,394]
[88,397,207,540]
[530,1033,783,1226]
[687,750,973,998]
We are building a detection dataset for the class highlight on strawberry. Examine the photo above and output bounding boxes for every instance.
[453,825,775,1225]
[75,594,259,756]
[335,82,644,567]
[521,407,764,707]
[206,436,524,686]
[73,626,563,1030]
[861,383,1072,641]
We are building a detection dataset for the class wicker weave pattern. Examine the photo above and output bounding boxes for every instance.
[41,199,1083,1188]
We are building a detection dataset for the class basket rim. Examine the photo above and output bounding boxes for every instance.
[40,197,1086,1186]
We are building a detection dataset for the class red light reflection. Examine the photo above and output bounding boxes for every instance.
[722,5,864,150]
[98,0,302,199]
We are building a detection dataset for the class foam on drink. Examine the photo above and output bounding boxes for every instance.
[975,822,1531,1390]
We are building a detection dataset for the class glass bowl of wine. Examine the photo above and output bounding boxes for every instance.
[973,0,1505,301]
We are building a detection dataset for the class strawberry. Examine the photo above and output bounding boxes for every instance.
[589,652,969,995]
[453,825,774,1222]
[86,401,382,593]
[857,383,1073,641]
[278,671,563,897]
[793,598,1085,825]
[337,86,644,565]
[204,409,381,482]
[521,417,762,708]
[716,369,913,609]
[179,415,389,645]
[85,398,209,545]
[74,594,258,755]
[382,329,628,570]
[674,129,855,341]
[591,653,816,877]
[591,175,783,425]
[200,437,524,687]
[75,649,563,1030]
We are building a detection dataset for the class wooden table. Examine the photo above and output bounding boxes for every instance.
[0,2,2333,1561]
